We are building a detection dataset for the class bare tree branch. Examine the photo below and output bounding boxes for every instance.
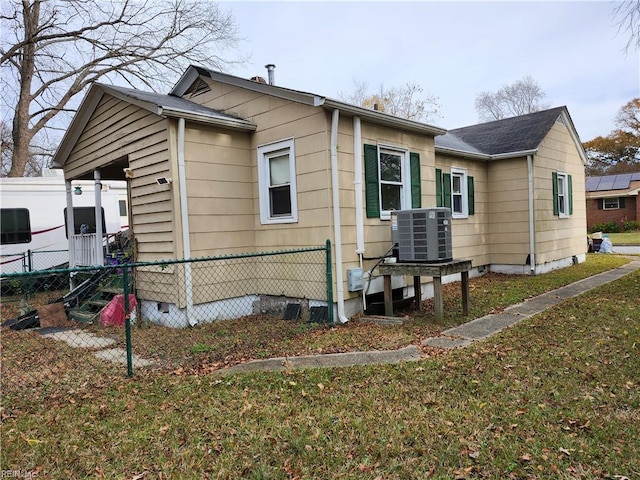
[613,1,640,53]
[338,80,441,123]
[1,0,244,176]
[475,76,549,122]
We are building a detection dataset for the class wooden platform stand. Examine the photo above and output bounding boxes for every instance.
[378,259,472,321]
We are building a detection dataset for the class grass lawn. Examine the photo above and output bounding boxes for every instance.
[1,255,638,478]
[605,231,640,245]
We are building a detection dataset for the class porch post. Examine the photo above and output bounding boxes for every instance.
[94,169,104,266]
[65,180,75,267]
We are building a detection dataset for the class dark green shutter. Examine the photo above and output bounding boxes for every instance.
[467,176,475,215]
[620,197,626,208]
[443,173,452,209]
[598,199,603,210]
[552,171,559,216]
[568,174,573,215]
[410,152,421,208]
[435,168,443,207]
[364,144,380,218]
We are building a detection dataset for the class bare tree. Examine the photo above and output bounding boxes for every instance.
[613,1,640,53]
[1,0,243,177]
[338,80,441,123]
[475,75,549,122]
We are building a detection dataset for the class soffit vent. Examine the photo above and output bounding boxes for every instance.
[185,78,211,97]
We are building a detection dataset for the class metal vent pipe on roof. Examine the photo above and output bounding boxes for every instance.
[265,64,275,85]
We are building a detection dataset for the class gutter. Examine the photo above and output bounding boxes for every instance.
[158,106,257,131]
[330,108,349,324]
[527,154,536,273]
[176,117,196,325]
[322,99,447,136]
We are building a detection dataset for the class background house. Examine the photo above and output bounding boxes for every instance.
[52,65,588,325]
[585,172,640,230]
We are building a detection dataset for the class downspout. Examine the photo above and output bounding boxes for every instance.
[330,108,349,323]
[527,154,536,273]
[352,116,366,310]
[94,170,104,266]
[177,117,196,325]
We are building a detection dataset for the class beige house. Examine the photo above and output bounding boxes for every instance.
[52,65,587,325]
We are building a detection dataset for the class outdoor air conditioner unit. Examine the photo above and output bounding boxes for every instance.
[392,208,453,263]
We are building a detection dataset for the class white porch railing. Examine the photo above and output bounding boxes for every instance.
[70,233,99,267]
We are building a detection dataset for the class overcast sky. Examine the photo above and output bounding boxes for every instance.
[222,1,639,141]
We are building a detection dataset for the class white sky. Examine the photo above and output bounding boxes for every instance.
[222,0,640,141]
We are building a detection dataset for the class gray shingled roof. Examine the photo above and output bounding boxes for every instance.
[436,107,567,155]
[104,84,246,122]
[585,172,640,192]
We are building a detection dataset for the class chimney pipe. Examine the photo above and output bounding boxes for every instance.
[265,64,275,85]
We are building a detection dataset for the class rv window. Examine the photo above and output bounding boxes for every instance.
[63,207,107,237]
[119,200,128,217]
[0,208,32,245]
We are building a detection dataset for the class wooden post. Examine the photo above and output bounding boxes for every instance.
[413,276,422,311]
[433,276,444,321]
[383,274,393,316]
[461,270,469,316]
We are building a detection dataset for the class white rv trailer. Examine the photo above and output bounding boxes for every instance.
[0,170,128,273]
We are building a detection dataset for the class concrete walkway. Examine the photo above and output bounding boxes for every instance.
[220,258,640,375]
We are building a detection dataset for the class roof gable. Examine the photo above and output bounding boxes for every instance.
[435,107,587,163]
[52,83,256,168]
[172,65,447,137]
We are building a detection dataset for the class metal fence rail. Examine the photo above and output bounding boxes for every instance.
[1,243,332,404]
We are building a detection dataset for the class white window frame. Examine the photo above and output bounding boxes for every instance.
[557,171,569,218]
[257,138,298,224]
[603,197,620,210]
[378,145,411,220]
[450,167,468,219]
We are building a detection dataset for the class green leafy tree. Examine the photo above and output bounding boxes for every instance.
[584,98,640,175]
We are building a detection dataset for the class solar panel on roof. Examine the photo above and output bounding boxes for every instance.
[612,174,631,190]
[585,178,600,191]
[599,182,614,190]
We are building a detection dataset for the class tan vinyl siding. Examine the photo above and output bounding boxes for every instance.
[533,122,587,264]
[183,123,253,257]
[63,94,174,262]
[486,158,530,265]
[189,83,333,251]
[435,154,490,267]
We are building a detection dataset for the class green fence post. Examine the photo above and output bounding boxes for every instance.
[27,249,32,272]
[123,266,133,377]
[325,239,334,325]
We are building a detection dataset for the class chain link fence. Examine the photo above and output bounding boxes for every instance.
[1,249,70,274]
[1,243,332,405]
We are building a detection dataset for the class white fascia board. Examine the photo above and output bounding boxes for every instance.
[170,66,202,97]
[559,110,588,165]
[158,106,257,131]
[489,149,539,160]
[587,189,639,198]
[322,99,447,136]
[190,68,324,106]
[435,146,490,161]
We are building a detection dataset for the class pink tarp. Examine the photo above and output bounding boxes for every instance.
[100,294,137,327]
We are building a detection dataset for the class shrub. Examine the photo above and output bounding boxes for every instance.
[622,220,640,232]
[589,221,620,233]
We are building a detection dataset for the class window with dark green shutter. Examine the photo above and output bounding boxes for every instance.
[553,171,572,217]
[363,144,422,219]
[435,168,474,216]
[364,144,380,218]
